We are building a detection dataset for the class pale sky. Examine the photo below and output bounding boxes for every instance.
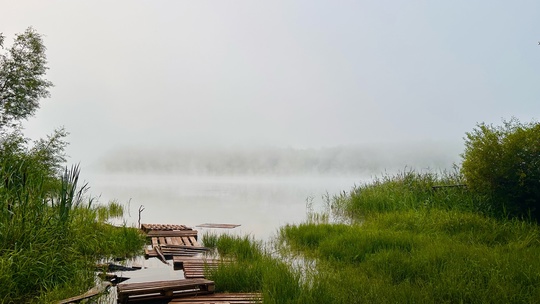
[2,1,539,166]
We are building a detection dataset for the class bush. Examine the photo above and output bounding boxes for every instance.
[461,118,540,220]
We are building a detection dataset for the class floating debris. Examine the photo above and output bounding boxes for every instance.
[196,223,241,229]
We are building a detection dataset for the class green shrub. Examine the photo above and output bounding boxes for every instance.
[331,169,479,220]
[461,118,540,220]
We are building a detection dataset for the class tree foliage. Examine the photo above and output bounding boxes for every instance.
[461,118,540,220]
[0,27,52,129]
[0,27,65,195]
[0,29,145,301]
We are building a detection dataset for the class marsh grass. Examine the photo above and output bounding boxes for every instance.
[278,170,540,303]
[202,233,307,303]
[0,164,145,302]
[329,169,486,220]
[204,171,540,303]
[280,218,540,302]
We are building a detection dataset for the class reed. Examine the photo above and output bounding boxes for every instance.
[0,162,145,302]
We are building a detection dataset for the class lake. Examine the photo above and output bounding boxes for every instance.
[83,172,367,240]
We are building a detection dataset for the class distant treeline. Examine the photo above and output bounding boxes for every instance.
[101,143,461,175]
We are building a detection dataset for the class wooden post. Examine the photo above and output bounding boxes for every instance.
[138,205,145,228]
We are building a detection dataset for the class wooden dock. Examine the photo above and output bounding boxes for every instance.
[115,223,256,303]
[143,223,209,259]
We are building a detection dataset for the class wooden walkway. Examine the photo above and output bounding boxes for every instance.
[143,223,209,259]
[115,223,256,303]
[168,293,262,303]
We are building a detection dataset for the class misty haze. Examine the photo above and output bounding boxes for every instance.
[86,143,461,238]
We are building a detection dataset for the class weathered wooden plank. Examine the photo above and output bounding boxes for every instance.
[154,246,170,265]
[147,230,199,238]
[173,256,231,265]
[159,237,166,245]
[181,236,191,246]
[196,223,241,229]
[141,223,192,232]
[174,258,231,279]
[118,279,214,293]
[117,279,215,303]
[162,244,208,250]
[168,293,262,303]
[171,237,181,245]
[188,236,200,247]
[146,248,207,259]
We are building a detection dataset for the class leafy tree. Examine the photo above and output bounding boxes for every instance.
[461,118,540,220]
[0,27,53,129]
[0,28,144,302]
[0,27,66,196]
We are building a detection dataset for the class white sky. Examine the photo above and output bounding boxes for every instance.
[2,1,539,166]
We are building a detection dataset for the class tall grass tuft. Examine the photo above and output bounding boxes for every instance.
[276,170,540,303]
[202,233,307,303]
[0,156,145,302]
[329,169,486,220]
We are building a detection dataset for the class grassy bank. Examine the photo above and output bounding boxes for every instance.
[203,171,540,303]
[0,165,145,303]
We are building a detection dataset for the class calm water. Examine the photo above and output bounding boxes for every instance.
[83,172,367,240]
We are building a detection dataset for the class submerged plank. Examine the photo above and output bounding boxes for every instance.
[196,223,241,229]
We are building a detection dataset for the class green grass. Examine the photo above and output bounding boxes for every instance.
[205,171,540,303]
[329,169,487,220]
[279,209,540,303]
[202,233,306,303]
[0,164,145,302]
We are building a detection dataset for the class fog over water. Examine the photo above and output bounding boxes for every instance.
[82,144,461,239]
[3,1,539,238]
